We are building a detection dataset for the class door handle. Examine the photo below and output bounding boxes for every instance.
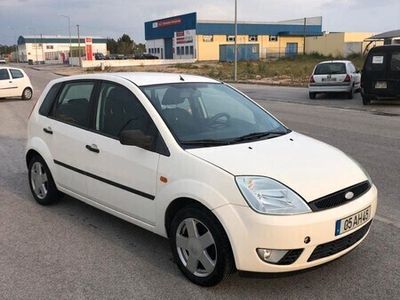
[43,127,53,134]
[86,144,100,153]
[9,81,12,84]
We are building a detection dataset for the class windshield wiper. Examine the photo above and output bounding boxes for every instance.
[230,131,288,143]
[181,139,231,147]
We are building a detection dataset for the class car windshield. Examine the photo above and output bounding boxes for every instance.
[141,83,289,148]
[314,63,346,75]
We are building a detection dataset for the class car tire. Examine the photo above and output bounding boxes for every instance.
[362,94,371,105]
[347,89,354,99]
[22,87,33,100]
[169,205,235,286]
[309,92,316,99]
[28,155,60,205]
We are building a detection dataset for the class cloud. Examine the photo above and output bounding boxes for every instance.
[0,0,399,45]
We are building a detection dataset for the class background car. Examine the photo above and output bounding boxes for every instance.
[309,60,361,99]
[0,67,33,100]
[0,58,6,64]
[94,53,105,60]
[361,45,400,105]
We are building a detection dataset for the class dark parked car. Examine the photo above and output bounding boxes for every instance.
[94,53,105,60]
[135,53,159,60]
[361,45,400,105]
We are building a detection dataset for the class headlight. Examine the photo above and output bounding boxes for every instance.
[235,176,311,215]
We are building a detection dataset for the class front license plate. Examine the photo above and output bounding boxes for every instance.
[335,206,371,236]
[375,81,387,89]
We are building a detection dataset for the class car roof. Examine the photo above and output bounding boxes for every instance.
[369,44,400,52]
[55,72,220,87]
[317,60,351,65]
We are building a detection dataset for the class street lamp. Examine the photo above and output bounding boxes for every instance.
[60,15,72,61]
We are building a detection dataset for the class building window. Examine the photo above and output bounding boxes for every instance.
[248,35,258,42]
[226,35,236,42]
[269,35,278,42]
[46,45,54,50]
[176,47,180,55]
[189,46,194,55]
[180,46,184,55]
[203,35,213,42]
[185,46,189,55]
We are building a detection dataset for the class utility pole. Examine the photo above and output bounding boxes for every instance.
[61,15,72,61]
[234,0,238,81]
[40,33,44,63]
[77,24,81,67]
[303,17,307,55]
[34,35,38,64]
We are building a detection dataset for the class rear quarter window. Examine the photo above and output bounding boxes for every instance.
[9,69,24,79]
[39,82,62,116]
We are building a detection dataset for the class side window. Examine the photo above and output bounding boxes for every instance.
[348,63,356,73]
[39,82,62,116]
[390,52,400,72]
[0,69,10,80]
[95,82,158,140]
[54,81,95,128]
[9,69,24,79]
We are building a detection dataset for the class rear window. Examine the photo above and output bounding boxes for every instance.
[365,53,386,72]
[391,52,400,72]
[314,63,346,75]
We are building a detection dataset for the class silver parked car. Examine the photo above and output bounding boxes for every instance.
[308,60,361,99]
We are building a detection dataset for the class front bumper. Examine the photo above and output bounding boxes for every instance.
[213,184,377,273]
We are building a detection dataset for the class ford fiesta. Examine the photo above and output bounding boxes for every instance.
[26,73,377,286]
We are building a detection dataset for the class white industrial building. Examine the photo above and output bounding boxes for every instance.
[17,35,107,64]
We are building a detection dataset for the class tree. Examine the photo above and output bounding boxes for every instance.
[117,34,134,55]
[106,38,118,54]
[133,43,146,56]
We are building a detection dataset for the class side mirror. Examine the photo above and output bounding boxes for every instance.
[119,129,153,150]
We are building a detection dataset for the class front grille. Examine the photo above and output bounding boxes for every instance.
[308,181,371,212]
[276,249,304,265]
[308,220,372,262]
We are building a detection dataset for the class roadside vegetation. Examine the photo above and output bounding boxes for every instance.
[85,53,365,87]
[169,53,365,86]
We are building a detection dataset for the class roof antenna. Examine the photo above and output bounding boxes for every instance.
[179,75,185,81]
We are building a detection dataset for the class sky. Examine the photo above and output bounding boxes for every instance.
[0,0,399,45]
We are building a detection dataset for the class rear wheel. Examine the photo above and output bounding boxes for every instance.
[169,206,234,286]
[28,155,60,205]
[362,94,371,105]
[309,92,316,99]
[347,89,354,99]
[22,87,32,100]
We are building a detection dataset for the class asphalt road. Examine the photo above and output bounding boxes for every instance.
[0,67,399,299]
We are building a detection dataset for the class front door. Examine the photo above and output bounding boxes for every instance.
[84,80,159,225]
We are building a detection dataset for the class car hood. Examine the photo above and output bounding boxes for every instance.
[186,132,368,202]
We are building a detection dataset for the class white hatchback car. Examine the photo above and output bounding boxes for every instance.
[0,67,33,100]
[26,73,377,286]
[309,60,361,99]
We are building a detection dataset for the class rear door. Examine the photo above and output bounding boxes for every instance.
[363,52,387,91]
[0,68,15,98]
[49,80,97,197]
[9,68,27,97]
[313,63,347,84]
[388,50,400,95]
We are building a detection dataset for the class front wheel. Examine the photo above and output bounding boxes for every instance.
[309,92,316,99]
[22,87,33,100]
[169,206,235,286]
[347,89,354,99]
